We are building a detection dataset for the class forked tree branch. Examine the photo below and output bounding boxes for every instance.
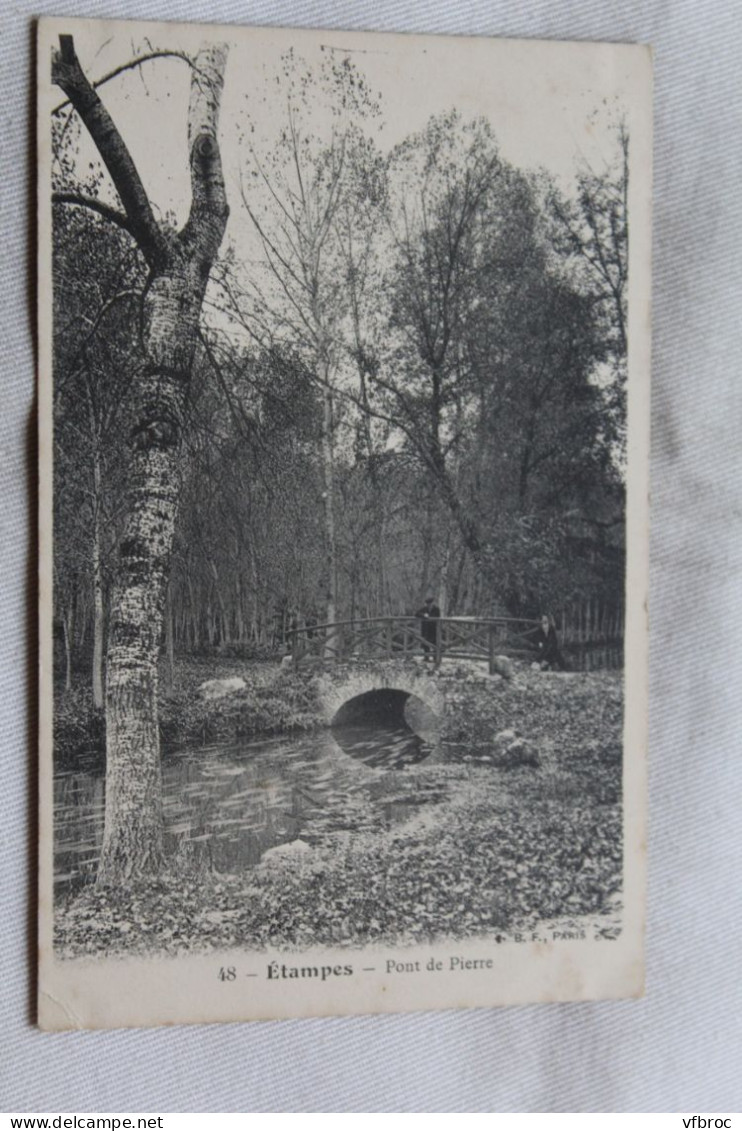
[52,34,169,268]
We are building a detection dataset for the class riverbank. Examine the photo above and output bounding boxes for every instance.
[54,665,624,956]
[54,657,326,768]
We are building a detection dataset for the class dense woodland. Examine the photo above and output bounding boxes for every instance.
[52,46,627,706]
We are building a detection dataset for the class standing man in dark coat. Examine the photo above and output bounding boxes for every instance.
[416,596,441,662]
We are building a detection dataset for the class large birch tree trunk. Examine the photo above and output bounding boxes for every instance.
[53,36,229,884]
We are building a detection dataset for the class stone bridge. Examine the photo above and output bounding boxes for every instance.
[312,660,447,728]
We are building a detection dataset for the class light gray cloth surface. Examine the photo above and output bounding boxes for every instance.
[2,0,741,1113]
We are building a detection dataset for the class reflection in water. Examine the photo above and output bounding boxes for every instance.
[332,689,435,769]
[54,657,619,893]
[54,712,435,896]
[332,720,430,769]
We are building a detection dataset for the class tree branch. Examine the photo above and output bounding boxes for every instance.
[180,43,229,261]
[52,191,133,234]
[51,50,195,116]
[51,34,168,268]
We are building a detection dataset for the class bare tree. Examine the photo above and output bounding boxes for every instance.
[52,203,143,706]
[547,123,629,448]
[222,50,380,642]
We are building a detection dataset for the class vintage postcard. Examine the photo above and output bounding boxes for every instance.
[38,17,651,1029]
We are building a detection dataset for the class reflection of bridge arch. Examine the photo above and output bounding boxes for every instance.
[314,664,446,726]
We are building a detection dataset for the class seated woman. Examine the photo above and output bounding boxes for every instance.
[534,614,568,670]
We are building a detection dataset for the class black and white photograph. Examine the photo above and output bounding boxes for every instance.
[38,17,650,1029]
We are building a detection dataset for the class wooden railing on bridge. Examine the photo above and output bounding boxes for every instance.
[288,616,540,674]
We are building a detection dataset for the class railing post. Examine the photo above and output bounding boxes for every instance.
[434,618,442,668]
[385,618,393,657]
[488,624,495,675]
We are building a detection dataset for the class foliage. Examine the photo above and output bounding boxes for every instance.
[51,38,629,897]
[55,670,624,955]
[52,203,144,695]
[547,122,629,455]
[53,687,106,767]
[53,56,629,691]
[55,659,325,766]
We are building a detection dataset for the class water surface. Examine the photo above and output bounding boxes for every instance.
[54,715,434,894]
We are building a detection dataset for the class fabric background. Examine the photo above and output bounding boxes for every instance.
[2,0,740,1113]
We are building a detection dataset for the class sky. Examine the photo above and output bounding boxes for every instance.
[42,17,649,478]
[45,18,643,253]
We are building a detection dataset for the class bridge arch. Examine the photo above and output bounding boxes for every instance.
[314,663,446,726]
